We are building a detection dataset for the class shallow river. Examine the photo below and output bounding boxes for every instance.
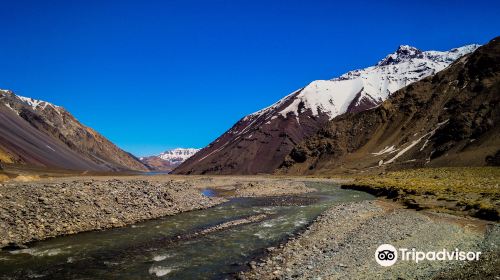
[0,182,373,279]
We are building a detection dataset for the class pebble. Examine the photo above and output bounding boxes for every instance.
[0,179,226,247]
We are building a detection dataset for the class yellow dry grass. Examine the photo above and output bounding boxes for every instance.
[346,167,500,220]
[0,148,13,164]
[0,174,9,182]
[11,175,41,182]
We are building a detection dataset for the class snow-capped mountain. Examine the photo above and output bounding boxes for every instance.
[158,148,200,163]
[279,39,499,175]
[246,44,480,120]
[0,89,149,171]
[174,43,480,175]
[141,148,200,172]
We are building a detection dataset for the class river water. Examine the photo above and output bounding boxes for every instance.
[0,182,373,279]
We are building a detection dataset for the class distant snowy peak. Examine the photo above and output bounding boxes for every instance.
[158,148,200,163]
[140,148,200,171]
[248,43,480,121]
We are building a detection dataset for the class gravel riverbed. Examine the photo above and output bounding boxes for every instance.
[0,176,316,248]
[0,178,226,248]
[241,200,499,280]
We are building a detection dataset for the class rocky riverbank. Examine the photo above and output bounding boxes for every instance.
[0,176,318,249]
[0,178,226,248]
[193,177,315,197]
[240,200,499,279]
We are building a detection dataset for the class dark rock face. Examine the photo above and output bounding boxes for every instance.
[486,150,500,166]
[279,37,500,174]
[345,90,379,114]
[0,91,149,171]
[174,89,332,175]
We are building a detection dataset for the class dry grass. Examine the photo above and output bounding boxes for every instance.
[0,148,13,164]
[0,173,9,182]
[10,174,41,182]
[343,167,500,221]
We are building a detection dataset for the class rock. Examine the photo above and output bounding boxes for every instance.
[3,242,28,250]
[0,178,227,248]
[266,246,276,252]
[248,261,257,269]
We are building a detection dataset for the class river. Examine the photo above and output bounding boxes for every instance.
[0,182,373,279]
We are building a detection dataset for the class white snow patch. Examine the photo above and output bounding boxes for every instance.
[372,145,397,156]
[279,79,363,119]
[158,148,199,162]
[385,120,449,164]
[420,139,430,151]
[17,95,60,111]
[385,138,425,164]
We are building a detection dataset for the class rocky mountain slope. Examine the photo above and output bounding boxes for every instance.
[279,37,499,174]
[174,44,479,174]
[0,90,149,171]
[141,148,199,172]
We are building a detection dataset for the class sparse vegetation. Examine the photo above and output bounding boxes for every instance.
[343,167,500,221]
[0,173,9,182]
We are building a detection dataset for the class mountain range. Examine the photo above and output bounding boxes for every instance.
[280,37,500,174]
[1,38,497,175]
[140,148,199,172]
[174,43,482,174]
[0,90,148,172]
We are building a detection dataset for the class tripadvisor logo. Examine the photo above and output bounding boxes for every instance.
[375,244,481,267]
[375,244,398,266]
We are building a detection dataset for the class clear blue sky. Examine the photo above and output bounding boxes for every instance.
[1,0,499,156]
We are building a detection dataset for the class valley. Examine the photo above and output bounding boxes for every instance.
[0,8,498,278]
[0,174,497,279]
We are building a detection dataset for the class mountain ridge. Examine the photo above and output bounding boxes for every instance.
[0,90,149,172]
[278,37,499,174]
[174,43,480,175]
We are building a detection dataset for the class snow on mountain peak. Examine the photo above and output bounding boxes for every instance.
[250,43,480,121]
[158,148,200,163]
[377,45,423,66]
[140,148,200,172]
[17,95,60,111]
[0,89,61,111]
[378,44,481,66]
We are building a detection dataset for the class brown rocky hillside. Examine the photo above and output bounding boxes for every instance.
[0,90,148,172]
[279,37,500,175]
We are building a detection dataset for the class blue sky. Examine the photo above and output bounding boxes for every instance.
[1,0,499,156]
